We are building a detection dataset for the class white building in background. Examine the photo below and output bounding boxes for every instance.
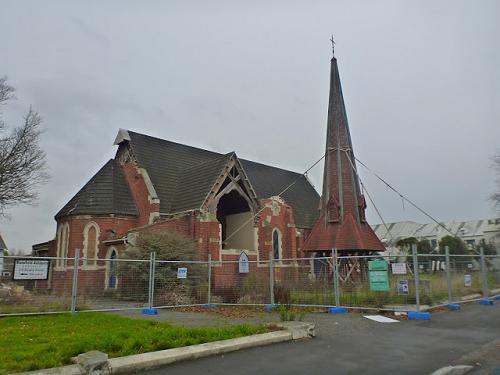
[372,218,500,256]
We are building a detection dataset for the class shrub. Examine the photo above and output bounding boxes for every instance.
[213,286,240,303]
[118,230,201,303]
[276,305,305,322]
[274,284,291,305]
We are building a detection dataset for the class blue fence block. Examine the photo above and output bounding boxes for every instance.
[201,304,217,309]
[142,308,159,315]
[408,312,431,320]
[447,303,461,311]
[264,304,276,311]
[328,307,348,315]
[494,296,500,301]
[479,299,494,306]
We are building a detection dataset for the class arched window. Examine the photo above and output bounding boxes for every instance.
[106,247,118,289]
[56,225,63,268]
[272,228,282,260]
[56,223,70,268]
[83,222,100,267]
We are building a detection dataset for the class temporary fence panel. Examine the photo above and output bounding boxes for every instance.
[274,257,334,307]
[153,259,208,308]
[486,255,500,295]
[0,256,73,315]
[335,254,418,310]
[210,259,270,305]
[76,257,150,312]
[446,255,482,303]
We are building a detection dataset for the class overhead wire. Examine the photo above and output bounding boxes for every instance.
[221,151,327,246]
[352,155,456,238]
[344,151,397,247]
[221,146,467,255]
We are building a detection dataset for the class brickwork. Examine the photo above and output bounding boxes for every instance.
[121,161,160,227]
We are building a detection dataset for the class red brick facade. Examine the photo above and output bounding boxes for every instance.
[45,159,308,293]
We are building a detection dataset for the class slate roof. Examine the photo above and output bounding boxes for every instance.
[0,234,7,250]
[127,131,320,228]
[127,131,230,213]
[55,159,138,219]
[240,159,320,228]
[57,131,320,228]
[171,153,234,212]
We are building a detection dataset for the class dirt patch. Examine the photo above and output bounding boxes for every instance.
[174,306,266,318]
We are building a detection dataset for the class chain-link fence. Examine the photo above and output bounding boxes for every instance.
[1,246,499,316]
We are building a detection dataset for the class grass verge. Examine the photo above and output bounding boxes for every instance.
[0,312,269,374]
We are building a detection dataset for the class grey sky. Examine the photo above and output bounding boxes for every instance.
[1,0,499,252]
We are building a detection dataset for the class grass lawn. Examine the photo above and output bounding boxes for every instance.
[0,312,269,374]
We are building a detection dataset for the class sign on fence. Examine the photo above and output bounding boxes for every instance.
[391,263,407,275]
[368,260,389,291]
[397,280,409,294]
[464,274,472,287]
[13,259,50,280]
[238,252,249,273]
[177,267,187,279]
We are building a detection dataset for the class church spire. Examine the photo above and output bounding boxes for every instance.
[304,51,385,252]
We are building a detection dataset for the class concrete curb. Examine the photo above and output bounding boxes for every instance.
[109,330,292,374]
[16,323,315,375]
[429,365,474,375]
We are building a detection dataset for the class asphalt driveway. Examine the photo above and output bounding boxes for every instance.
[138,303,500,375]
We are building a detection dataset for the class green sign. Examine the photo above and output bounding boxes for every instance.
[368,260,388,271]
[368,260,389,291]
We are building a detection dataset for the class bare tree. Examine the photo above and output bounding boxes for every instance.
[493,152,500,210]
[0,76,49,215]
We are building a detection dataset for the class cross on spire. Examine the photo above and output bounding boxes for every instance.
[330,35,335,56]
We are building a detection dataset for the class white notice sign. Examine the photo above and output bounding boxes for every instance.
[177,267,187,279]
[464,274,472,287]
[391,263,407,275]
[13,259,50,280]
[238,252,249,274]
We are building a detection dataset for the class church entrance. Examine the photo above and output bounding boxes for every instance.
[216,190,256,252]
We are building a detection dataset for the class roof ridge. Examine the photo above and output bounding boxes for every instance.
[127,130,306,177]
[128,130,224,157]
[240,158,304,177]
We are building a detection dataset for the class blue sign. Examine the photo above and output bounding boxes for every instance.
[177,267,187,279]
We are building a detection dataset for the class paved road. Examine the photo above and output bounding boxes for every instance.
[141,303,500,375]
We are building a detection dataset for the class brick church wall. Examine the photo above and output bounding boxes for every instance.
[121,161,160,227]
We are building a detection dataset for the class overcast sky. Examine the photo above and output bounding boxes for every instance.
[1,0,499,252]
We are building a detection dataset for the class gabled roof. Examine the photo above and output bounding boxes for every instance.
[171,153,233,212]
[240,159,320,228]
[125,131,320,228]
[55,159,138,219]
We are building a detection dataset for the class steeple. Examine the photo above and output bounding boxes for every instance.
[304,52,385,252]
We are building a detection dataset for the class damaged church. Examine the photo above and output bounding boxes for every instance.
[35,52,384,291]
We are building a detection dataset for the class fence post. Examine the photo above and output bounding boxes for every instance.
[207,253,212,305]
[142,251,158,315]
[269,251,275,306]
[411,244,420,312]
[70,249,80,314]
[480,247,489,298]
[445,246,453,304]
[148,252,155,310]
[332,248,340,308]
